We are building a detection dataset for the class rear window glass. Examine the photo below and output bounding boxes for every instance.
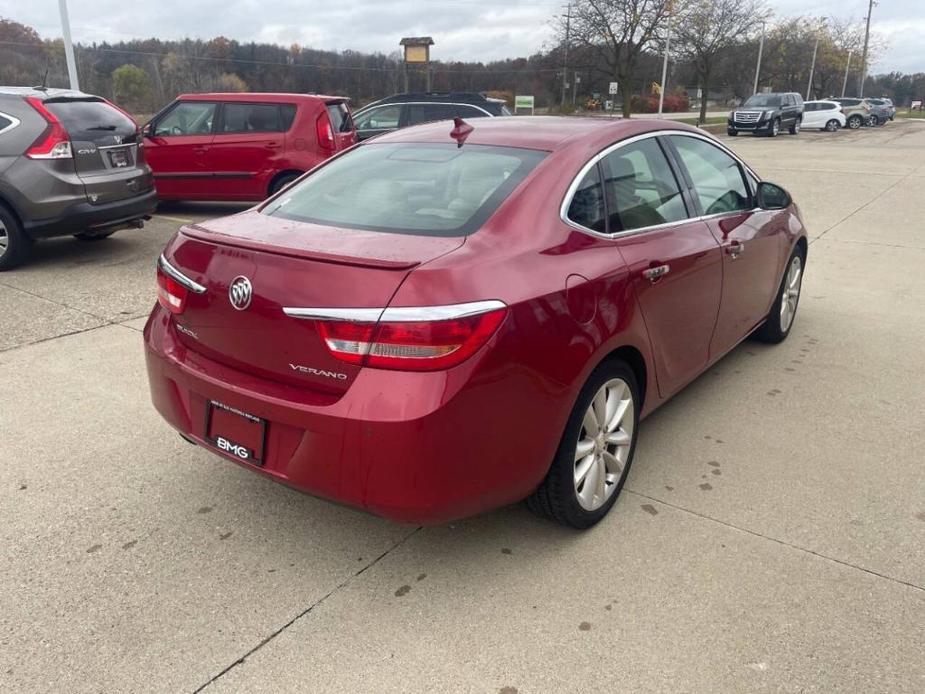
[263,142,546,237]
[325,103,353,133]
[45,99,136,139]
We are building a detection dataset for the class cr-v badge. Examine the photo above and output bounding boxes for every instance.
[228,276,253,311]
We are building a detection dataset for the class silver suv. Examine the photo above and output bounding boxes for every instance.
[0,87,157,270]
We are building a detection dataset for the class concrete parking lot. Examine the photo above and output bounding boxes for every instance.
[1,120,924,693]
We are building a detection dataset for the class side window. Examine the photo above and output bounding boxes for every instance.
[407,104,457,125]
[154,102,216,136]
[0,114,11,133]
[600,138,688,232]
[281,104,297,130]
[221,103,284,133]
[354,105,401,131]
[566,165,606,233]
[669,135,750,216]
[804,103,816,112]
[458,105,490,119]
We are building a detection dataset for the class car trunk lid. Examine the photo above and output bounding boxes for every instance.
[163,211,464,394]
[44,97,151,204]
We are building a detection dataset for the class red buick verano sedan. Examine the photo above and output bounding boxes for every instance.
[144,117,807,528]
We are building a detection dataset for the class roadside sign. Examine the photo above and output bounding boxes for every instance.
[605,100,613,111]
[912,100,922,110]
[609,82,619,95]
[514,95,535,115]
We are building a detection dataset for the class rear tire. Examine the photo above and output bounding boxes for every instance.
[268,172,302,197]
[0,205,32,271]
[754,246,805,344]
[527,359,639,529]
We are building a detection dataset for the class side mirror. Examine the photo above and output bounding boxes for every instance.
[142,122,153,138]
[756,181,791,210]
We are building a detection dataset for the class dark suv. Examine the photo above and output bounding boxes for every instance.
[728,92,804,137]
[0,87,156,270]
[352,92,511,141]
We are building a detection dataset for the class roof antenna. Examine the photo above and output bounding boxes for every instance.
[33,68,49,92]
[450,117,473,148]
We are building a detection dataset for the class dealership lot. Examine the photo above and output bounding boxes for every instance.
[1,121,924,693]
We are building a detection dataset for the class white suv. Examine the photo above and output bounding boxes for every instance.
[802,100,846,132]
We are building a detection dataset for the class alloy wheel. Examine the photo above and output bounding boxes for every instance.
[573,378,635,511]
[849,116,861,129]
[772,119,780,136]
[0,218,8,260]
[779,255,803,332]
[869,115,878,126]
[825,119,838,132]
[794,120,801,133]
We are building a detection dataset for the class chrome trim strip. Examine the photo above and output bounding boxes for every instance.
[355,101,494,120]
[283,300,507,323]
[158,254,207,294]
[283,307,385,322]
[0,112,21,136]
[98,142,139,150]
[559,129,762,241]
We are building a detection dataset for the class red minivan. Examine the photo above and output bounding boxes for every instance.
[143,93,356,201]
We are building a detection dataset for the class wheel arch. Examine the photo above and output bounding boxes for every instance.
[267,168,305,196]
[599,344,648,411]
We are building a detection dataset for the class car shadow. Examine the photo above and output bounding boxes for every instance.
[157,201,254,219]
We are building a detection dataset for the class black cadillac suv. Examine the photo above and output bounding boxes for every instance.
[728,92,804,137]
[0,87,157,270]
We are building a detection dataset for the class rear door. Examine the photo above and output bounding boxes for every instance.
[802,103,820,129]
[144,100,217,199]
[44,97,153,204]
[205,101,293,200]
[666,134,785,355]
[600,136,723,397]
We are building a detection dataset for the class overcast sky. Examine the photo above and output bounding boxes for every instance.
[2,0,922,73]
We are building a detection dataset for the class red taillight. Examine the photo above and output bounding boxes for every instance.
[316,113,336,152]
[316,306,508,371]
[25,97,72,159]
[156,266,189,314]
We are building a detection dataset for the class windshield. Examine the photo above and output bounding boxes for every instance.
[743,94,782,108]
[263,142,546,237]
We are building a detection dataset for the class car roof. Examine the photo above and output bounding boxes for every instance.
[368,115,703,152]
[178,92,348,103]
[806,99,840,104]
[0,86,96,100]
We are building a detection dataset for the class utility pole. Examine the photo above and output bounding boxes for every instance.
[841,49,852,97]
[806,37,819,100]
[572,70,580,105]
[657,3,673,117]
[753,22,765,95]
[561,2,571,106]
[58,0,80,91]
[859,0,875,97]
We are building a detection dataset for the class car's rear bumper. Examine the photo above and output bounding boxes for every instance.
[143,306,563,524]
[24,189,158,239]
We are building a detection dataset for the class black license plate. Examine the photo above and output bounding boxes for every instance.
[205,400,267,466]
[108,148,129,168]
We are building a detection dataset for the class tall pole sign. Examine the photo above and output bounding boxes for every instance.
[58,0,80,90]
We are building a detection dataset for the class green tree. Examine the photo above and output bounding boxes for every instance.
[111,63,153,112]
[216,72,247,92]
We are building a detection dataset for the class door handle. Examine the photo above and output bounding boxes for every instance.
[192,146,208,155]
[266,142,281,149]
[725,240,745,259]
[642,264,670,282]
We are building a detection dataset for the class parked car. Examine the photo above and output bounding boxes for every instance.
[143,93,357,202]
[830,98,872,129]
[801,100,846,131]
[727,92,804,136]
[352,92,510,140]
[865,98,894,123]
[145,117,807,528]
[0,87,156,270]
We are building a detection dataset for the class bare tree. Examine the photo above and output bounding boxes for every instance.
[673,0,770,123]
[558,0,672,117]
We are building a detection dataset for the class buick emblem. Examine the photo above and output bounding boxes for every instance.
[228,276,253,311]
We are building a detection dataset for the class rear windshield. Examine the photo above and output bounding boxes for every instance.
[263,142,546,237]
[44,99,136,139]
[743,94,781,108]
[326,102,353,133]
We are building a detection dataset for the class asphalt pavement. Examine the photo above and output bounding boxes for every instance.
[1,120,923,693]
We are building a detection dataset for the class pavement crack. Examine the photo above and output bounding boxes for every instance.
[190,525,422,693]
[625,489,925,594]
[0,322,114,354]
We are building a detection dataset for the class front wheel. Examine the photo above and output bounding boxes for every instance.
[824,119,840,132]
[789,118,801,135]
[868,114,879,126]
[847,114,863,129]
[768,118,781,137]
[527,360,639,528]
[754,247,805,344]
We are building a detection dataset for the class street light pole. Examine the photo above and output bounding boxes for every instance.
[806,37,819,100]
[753,23,765,95]
[561,2,571,106]
[657,5,673,117]
[859,0,875,97]
[58,0,80,91]
[841,49,852,97]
